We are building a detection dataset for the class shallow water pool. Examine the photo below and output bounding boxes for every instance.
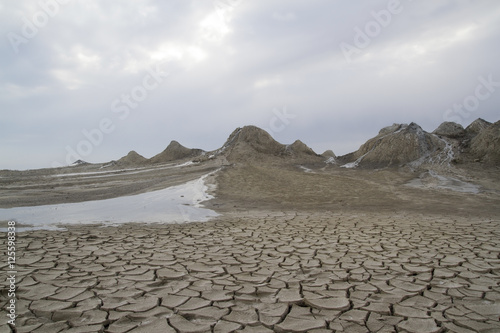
[0,173,218,231]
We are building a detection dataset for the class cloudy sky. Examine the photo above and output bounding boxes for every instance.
[1,0,499,170]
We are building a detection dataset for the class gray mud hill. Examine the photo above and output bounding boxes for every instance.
[150,140,204,164]
[338,123,443,168]
[468,120,500,165]
[288,140,318,156]
[210,125,324,165]
[337,118,499,169]
[465,118,492,137]
[432,121,465,138]
[321,150,337,165]
[321,149,336,158]
[116,150,148,166]
[72,159,90,166]
[220,126,287,161]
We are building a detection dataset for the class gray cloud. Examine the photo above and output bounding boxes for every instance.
[1,0,499,169]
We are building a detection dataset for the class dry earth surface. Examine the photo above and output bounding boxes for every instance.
[1,161,500,332]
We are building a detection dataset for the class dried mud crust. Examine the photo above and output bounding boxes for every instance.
[207,164,500,217]
[3,211,500,332]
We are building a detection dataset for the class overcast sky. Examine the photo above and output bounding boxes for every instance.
[1,1,499,170]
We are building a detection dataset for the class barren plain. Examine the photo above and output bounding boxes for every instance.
[1,157,500,332]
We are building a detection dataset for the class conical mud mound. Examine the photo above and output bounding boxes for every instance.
[465,118,491,137]
[150,141,204,164]
[117,151,148,165]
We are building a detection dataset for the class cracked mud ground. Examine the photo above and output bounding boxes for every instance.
[2,211,500,333]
